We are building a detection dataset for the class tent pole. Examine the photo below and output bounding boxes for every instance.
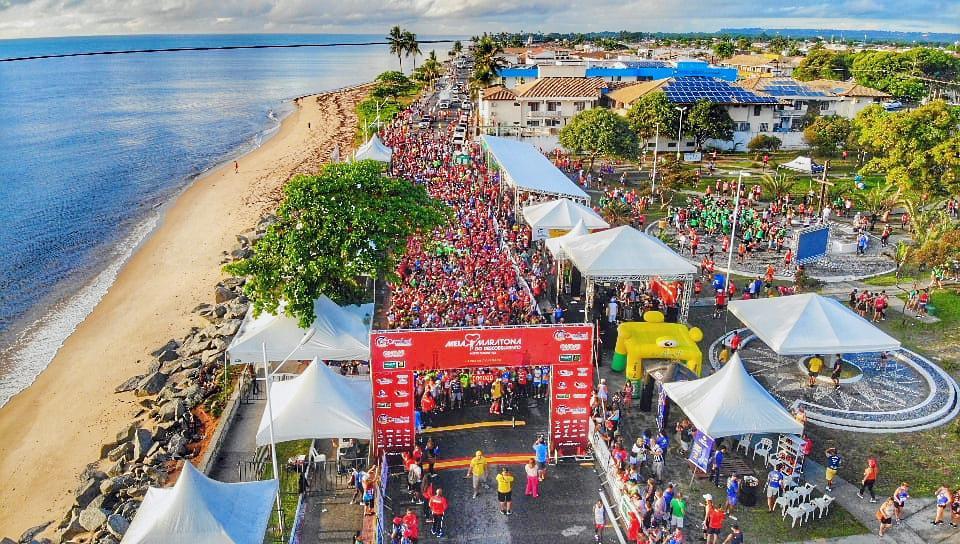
[262,343,284,536]
[724,171,748,330]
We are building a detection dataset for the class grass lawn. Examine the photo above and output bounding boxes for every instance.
[263,439,313,543]
[862,272,921,287]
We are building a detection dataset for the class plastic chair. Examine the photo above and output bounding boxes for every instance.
[781,473,798,490]
[753,438,773,461]
[812,495,835,518]
[767,453,783,470]
[736,434,753,455]
[775,495,792,515]
[796,483,815,503]
[800,502,818,522]
[784,505,806,527]
[784,489,801,507]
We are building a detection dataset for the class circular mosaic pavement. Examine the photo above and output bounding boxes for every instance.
[709,331,960,433]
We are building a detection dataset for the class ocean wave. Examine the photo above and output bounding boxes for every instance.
[0,211,160,408]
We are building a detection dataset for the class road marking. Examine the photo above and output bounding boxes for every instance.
[421,420,526,433]
[561,525,587,537]
[433,453,532,470]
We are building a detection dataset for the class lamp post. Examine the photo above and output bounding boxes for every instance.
[723,171,750,324]
[651,122,660,193]
[675,106,688,161]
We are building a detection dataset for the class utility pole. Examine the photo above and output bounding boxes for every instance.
[675,107,688,161]
[651,123,660,193]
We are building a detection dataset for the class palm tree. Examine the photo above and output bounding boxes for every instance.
[470,34,505,90]
[403,30,421,70]
[603,200,634,227]
[452,40,463,57]
[759,172,796,201]
[854,181,901,218]
[387,26,405,71]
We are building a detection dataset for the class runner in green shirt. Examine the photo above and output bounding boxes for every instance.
[670,491,687,530]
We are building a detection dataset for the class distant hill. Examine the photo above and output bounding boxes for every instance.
[721,28,960,45]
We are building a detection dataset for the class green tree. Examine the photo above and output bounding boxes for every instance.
[371,71,415,100]
[759,172,795,200]
[403,30,421,69]
[387,25,406,71]
[803,115,852,156]
[470,34,505,90]
[911,228,960,270]
[685,100,734,150]
[854,180,901,217]
[793,49,850,81]
[712,40,735,60]
[602,199,634,226]
[450,40,463,57]
[851,50,926,100]
[625,92,680,149]
[225,161,450,327]
[747,134,783,152]
[853,101,960,195]
[736,37,752,51]
[768,36,790,53]
[559,108,639,172]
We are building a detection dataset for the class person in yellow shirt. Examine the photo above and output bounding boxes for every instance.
[496,467,515,515]
[718,347,731,365]
[807,355,824,388]
[465,450,488,498]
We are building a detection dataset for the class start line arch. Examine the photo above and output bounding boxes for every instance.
[370,324,595,458]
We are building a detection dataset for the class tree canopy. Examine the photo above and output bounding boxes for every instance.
[625,91,680,147]
[559,108,638,170]
[793,49,851,81]
[853,100,960,195]
[748,134,783,152]
[712,40,735,60]
[225,160,450,327]
[470,34,505,90]
[803,115,853,156]
[685,100,734,150]
[371,71,416,100]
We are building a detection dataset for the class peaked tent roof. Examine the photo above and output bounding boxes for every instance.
[227,296,371,364]
[662,353,803,438]
[121,463,277,544]
[522,198,609,231]
[256,359,372,445]
[545,219,591,258]
[561,225,697,278]
[780,156,823,174]
[728,293,901,356]
[481,136,589,201]
[353,134,392,162]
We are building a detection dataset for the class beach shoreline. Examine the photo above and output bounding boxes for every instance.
[0,83,370,537]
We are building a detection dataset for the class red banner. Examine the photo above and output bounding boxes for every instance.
[370,325,595,456]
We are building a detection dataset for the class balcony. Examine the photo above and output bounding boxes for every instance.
[528,110,563,118]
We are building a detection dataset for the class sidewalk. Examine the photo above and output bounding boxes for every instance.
[819,281,940,324]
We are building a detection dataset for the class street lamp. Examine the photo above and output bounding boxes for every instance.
[723,171,751,323]
[675,106,688,161]
[651,122,660,192]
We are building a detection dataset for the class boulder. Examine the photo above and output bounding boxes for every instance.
[104,515,129,539]
[135,372,167,397]
[18,522,50,543]
[132,428,154,462]
[98,476,129,497]
[181,337,211,357]
[113,376,142,394]
[201,349,225,364]
[180,358,201,370]
[157,349,179,363]
[214,285,237,304]
[58,516,85,542]
[166,433,188,456]
[107,442,133,463]
[216,320,241,337]
[149,339,179,357]
[158,400,185,422]
[235,234,250,248]
[78,507,108,532]
[208,338,228,353]
[97,536,119,544]
[192,303,212,314]
[145,360,162,375]
[74,478,102,509]
[230,248,252,260]
[1,538,16,544]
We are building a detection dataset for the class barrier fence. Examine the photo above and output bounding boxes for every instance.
[590,421,642,534]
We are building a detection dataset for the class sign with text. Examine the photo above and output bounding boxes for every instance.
[370,325,594,456]
[688,430,715,473]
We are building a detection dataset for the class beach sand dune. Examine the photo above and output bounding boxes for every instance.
[0,85,369,536]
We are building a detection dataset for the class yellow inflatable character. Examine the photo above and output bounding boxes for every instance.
[611,311,704,379]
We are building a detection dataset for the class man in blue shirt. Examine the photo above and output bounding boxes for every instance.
[711,445,727,487]
[533,436,549,481]
[824,447,843,492]
[765,468,784,512]
[656,430,671,453]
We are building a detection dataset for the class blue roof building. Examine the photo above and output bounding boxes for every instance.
[496,60,737,88]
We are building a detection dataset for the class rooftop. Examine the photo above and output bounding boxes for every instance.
[512,77,608,99]
[606,76,780,106]
[804,79,892,98]
[736,77,831,97]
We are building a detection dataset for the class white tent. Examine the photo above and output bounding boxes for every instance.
[522,198,609,240]
[545,219,591,258]
[227,296,371,364]
[256,359,372,446]
[481,135,589,202]
[561,225,697,278]
[662,353,803,438]
[780,156,824,174]
[121,463,277,544]
[353,135,393,163]
[728,293,901,355]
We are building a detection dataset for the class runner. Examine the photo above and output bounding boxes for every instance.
[725,473,740,513]
[496,467,515,515]
[428,487,449,537]
[824,448,842,492]
[807,354,823,388]
[877,497,895,537]
[524,458,540,498]
[593,499,606,542]
[710,445,727,488]
[830,355,843,391]
[706,499,726,544]
[858,458,879,503]
[669,490,687,530]
[533,435,549,481]
[402,507,420,544]
[465,450,488,498]
[721,524,744,544]
[951,488,960,528]
[893,482,910,523]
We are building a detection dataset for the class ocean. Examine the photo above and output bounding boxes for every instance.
[0,33,452,406]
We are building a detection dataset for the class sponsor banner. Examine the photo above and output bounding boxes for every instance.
[370,325,593,371]
[372,371,415,454]
[550,361,593,454]
[688,430,715,473]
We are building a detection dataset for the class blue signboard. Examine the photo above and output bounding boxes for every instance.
[795,224,830,264]
[688,431,715,473]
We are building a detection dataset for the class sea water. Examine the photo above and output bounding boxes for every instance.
[0,33,452,406]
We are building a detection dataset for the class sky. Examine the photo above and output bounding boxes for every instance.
[0,0,957,40]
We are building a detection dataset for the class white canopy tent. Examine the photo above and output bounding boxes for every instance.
[728,293,901,355]
[779,156,824,174]
[545,219,591,259]
[121,463,277,544]
[256,358,373,446]
[662,353,804,438]
[481,135,589,205]
[561,226,697,278]
[353,134,393,163]
[227,296,371,364]
[522,198,609,240]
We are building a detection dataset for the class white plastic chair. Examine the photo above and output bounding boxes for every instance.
[781,473,798,490]
[784,505,806,527]
[796,484,815,503]
[736,434,753,455]
[753,438,773,461]
[767,453,783,470]
[775,494,792,515]
[784,489,801,507]
[800,502,818,523]
[812,495,835,518]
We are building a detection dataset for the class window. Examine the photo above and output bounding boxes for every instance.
[753,105,762,116]
[685,141,694,148]
[734,122,751,132]
[574,101,586,112]
[667,142,677,148]
[527,120,540,127]
[793,100,804,110]
[759,123,769,132]
[529,102,540,112]
[647,142,656,148]
[547,101,561,112]
[819,102,831,111]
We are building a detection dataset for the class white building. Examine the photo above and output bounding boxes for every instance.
[801,80,892,117]
[479,77,608,138]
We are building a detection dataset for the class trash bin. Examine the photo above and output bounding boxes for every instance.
[740,475,760,507]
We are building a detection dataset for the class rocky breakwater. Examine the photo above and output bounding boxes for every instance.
[10,216,275,544]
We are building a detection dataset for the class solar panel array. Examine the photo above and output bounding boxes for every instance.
[624,60,670,68]
[761,80,829,97]
[665,76,780,104]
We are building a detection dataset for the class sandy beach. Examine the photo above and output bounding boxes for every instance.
[0,84,369,536]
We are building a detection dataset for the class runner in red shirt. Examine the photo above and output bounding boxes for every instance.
[428,488,449,537]
[714,291,727,319]
[706,505,726,544]
[402,508,420,543]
